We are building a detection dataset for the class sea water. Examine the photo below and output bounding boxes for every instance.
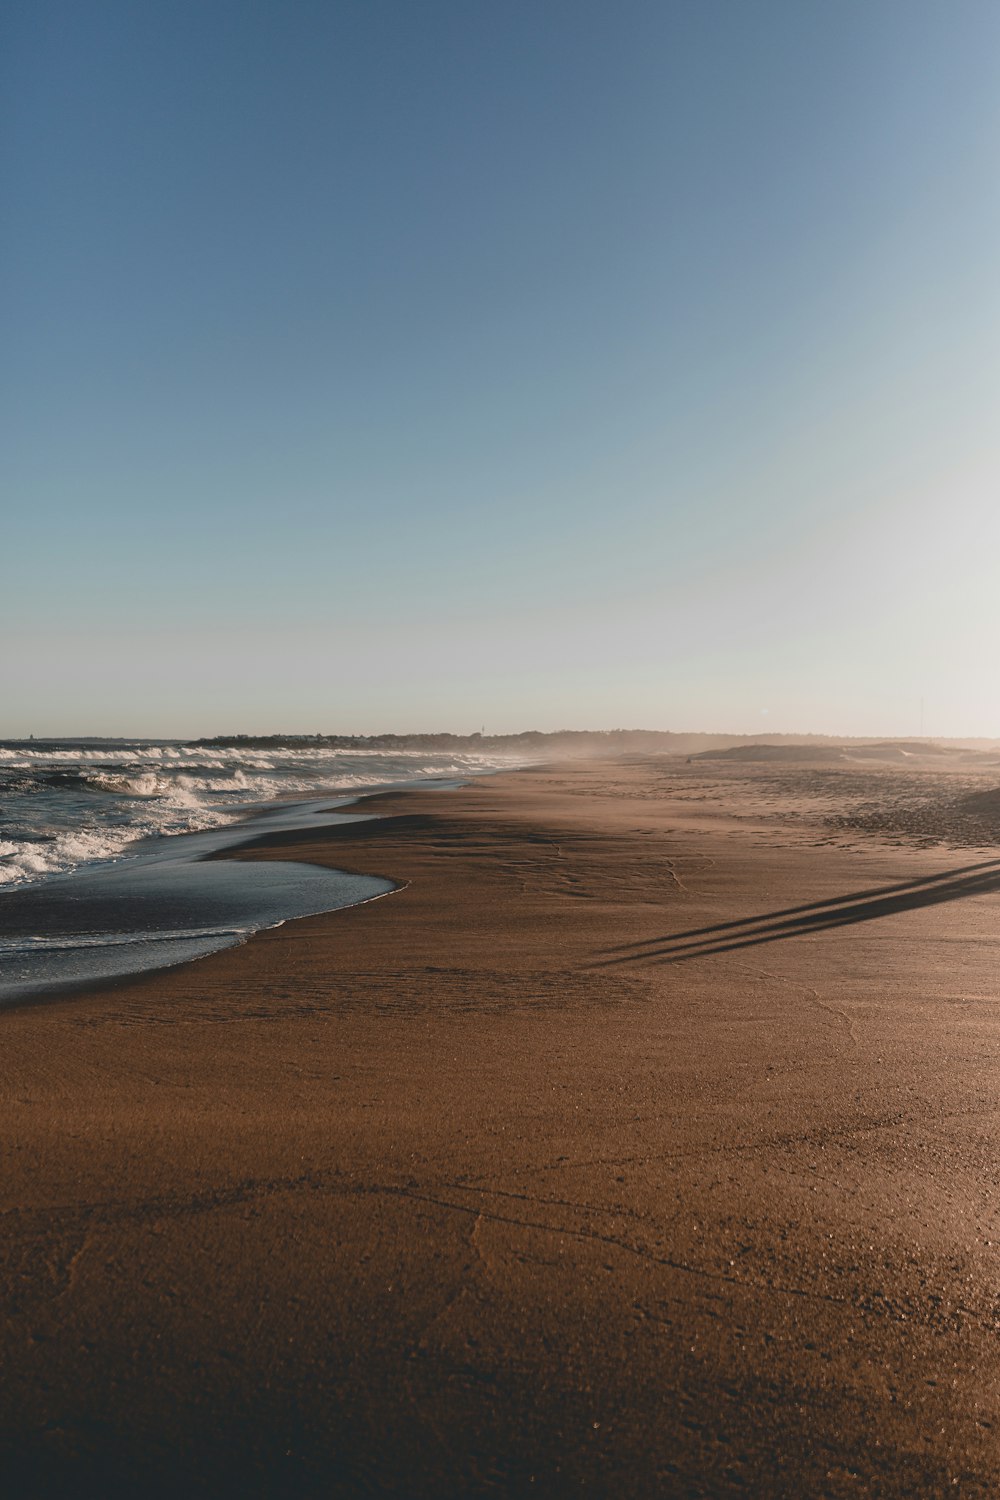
[0,740,512,1002]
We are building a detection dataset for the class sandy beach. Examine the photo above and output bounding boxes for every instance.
[2,754,1000,1497]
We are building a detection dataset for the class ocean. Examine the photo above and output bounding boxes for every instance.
[0,739,513,1002]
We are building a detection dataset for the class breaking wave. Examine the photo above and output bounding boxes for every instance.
[0,740,513,888]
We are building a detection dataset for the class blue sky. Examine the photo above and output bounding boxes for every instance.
[4,0,998,736]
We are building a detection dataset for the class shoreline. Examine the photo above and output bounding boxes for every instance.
[0,770,493,1006]
[2,756,999,1496]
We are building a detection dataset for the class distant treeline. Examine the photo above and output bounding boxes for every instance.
[187,730,998,755]
[190,729,686,751]
[189,729,785,753]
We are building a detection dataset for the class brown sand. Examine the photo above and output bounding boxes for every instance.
[2,756,1000,1497]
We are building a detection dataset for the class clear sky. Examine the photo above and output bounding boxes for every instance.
[3,0,998,737]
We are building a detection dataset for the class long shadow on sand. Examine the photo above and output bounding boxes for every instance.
[595,858,1000,965]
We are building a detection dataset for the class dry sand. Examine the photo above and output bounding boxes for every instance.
[2,755,1000,1497]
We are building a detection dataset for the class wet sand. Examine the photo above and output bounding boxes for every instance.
[2,756,1000,1497]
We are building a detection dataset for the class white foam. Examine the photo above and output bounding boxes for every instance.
[85,771,170,798]
[0,829,129,885]
[0,745,519,889]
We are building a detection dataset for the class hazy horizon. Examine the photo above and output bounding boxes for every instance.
[5,1,998,738]
[4,723,1000,747]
